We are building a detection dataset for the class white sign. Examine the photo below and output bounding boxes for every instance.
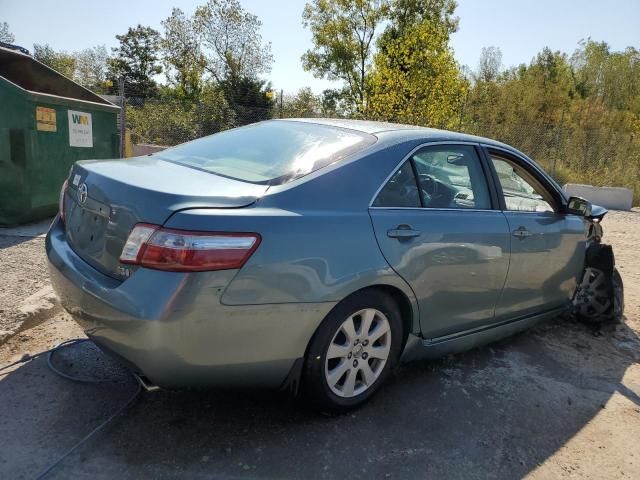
[68,110,93,148]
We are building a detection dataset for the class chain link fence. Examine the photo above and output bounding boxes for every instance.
[459,114,640,202]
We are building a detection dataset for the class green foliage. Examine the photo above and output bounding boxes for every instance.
[369,19,467,128]
[302,0,390,116]
[127,83,235,146]
[126,99,197,146]
[571,40,640,114]
[462,41,640,204]
[108,25,163,97]
[219,75,275,125]
[32,44,111,92]
[319,88,352,117]
[33,44,77,79]
[282,87,321,118]
[161,8,207,100]
[74,45,111,93]
[378,0,458,50]
[195,84,237,134]
[120,2,274,147]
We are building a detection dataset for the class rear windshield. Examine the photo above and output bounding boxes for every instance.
[154,121,377,185]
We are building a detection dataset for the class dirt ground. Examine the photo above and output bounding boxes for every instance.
[0,210,639,479]
[0,235,47,332]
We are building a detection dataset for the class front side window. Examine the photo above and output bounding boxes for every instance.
[490,155,555,212]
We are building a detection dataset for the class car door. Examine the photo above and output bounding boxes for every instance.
[485,147,586,320]
[369,143,511,339]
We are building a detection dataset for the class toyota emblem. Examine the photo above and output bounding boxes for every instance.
[78,183,88,204]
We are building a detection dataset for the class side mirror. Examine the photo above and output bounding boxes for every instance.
[566,196,592,217]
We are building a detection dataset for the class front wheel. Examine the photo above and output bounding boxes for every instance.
[302,290,403,412]
[574,267,624,323]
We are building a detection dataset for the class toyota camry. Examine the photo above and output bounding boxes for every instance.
[46,119,622,410]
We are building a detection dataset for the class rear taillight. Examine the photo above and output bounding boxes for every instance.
[119,224,261,272]
[58,180,68,223]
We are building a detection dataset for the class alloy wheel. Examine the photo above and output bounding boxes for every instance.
[324,308,391,398]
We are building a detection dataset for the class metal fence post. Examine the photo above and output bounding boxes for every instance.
[118,77,126,158]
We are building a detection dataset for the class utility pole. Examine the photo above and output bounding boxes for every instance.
[280,89,283,119]
[118,77,126,158]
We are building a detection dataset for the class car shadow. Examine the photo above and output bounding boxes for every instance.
[1,316,638,479]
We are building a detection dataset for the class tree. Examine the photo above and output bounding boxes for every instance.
[126,99,197,145]
[0,21,14,43]
[194,0,273,82]
[572,40,640,114]
[161,8,206,99]
[219,75,274,125]
[477,46,502,83]
[108,25,163,97]
[319,88,351,117]
[33,44,77,79]
[194,83,236,135]
[302,0,390,116]
[369,19,467,128]
[75,45,111,92]
[282,87,320,118]
[378,0,458,48]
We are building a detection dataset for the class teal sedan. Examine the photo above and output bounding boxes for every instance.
[46,119,613,411]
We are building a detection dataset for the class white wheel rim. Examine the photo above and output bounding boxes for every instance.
[324,308,391,398]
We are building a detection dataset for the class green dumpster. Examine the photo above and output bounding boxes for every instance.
[0,46,120,225]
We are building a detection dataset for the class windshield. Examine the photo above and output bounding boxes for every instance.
[154,121,376,185]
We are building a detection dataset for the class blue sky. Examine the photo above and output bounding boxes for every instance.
[2,0,639,93]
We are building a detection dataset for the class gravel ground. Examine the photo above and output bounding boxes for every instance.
[0,210,638,479]
[0,235,48,331]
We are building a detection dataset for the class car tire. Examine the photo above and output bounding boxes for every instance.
[302,289,403,412]
[574,266,624,323]
[611,268,624,322]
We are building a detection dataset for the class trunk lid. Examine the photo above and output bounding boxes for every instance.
[63,156,267,279]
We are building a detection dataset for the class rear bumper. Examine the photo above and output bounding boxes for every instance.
[46,216,333,388]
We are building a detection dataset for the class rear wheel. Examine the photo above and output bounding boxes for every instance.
[303,290,403,412]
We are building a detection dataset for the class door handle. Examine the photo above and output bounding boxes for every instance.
[512,227,532,239]
[387,226,421,239]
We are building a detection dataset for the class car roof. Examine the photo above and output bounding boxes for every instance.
[276,118,516,151]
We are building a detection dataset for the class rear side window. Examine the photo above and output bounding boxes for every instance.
[154,121,376,185]
[373,162,421,208]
